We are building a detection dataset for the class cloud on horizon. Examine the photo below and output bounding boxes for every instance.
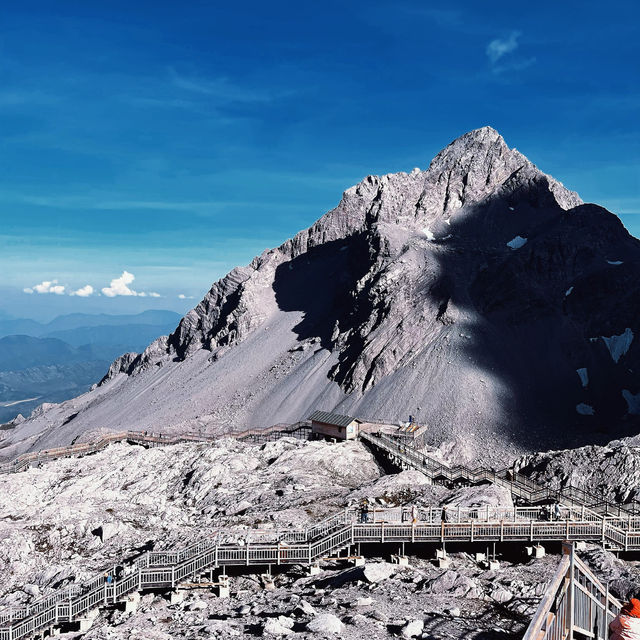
[70,284,94,297]
[24,279,65,295]
[101,271,160,298]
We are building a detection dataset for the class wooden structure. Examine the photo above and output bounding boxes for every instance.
[308,410,361,440]
[523,543,620,640]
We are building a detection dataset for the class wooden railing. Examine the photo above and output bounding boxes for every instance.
[0,422,312,474]
[361,431,640,519]
[0,506,634,640]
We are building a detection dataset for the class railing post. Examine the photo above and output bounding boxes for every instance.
[246,543,250,566]
[568,545,575,640]
[530,519,534,542]
[605,581,610,630]
[470,520,474,542]
[625,531,628,552]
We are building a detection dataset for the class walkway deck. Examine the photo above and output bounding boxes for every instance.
[1,428,637,639]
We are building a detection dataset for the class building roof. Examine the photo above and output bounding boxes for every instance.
[308,410,359,427]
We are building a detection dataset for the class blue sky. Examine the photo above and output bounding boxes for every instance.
[1,1,638,320]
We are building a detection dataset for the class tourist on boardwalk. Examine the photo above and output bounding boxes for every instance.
[554,504,561,520]
[411,504,418,524]
[360,498,370,523]
[610,598,640,640]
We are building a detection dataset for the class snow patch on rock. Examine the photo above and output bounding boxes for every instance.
[422,227,435,241]
[506,236,527,250]
[565,286,574,297]
[622,390,640,415]
[601,328,634,363]
[576,403,595,416]
[576,368,589,388]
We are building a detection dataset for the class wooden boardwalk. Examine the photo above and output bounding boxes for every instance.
[1,428,638,639]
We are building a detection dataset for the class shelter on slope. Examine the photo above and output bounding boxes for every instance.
[309,410,361,440]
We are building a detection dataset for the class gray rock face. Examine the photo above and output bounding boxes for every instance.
[107,127,580,388]
[515,435,640,503]
[4,126,639,461]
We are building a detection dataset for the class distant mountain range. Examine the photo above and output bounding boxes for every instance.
[0,310,180,339]
[0,310,181,424]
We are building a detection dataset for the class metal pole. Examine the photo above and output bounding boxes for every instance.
[568,544,575,640]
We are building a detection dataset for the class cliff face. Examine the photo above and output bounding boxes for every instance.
[3,127,639,461]
[106,126,582,392]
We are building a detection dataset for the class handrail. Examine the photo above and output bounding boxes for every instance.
[2,426,639,639]
[1,504,638,640]
[0,423,312,475]
[361,432,640,519]
[523,545,621,640]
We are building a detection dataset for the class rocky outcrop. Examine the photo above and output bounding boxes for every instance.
[105,127,582,388]
[515,436,640,504]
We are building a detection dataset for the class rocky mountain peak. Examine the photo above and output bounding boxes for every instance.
[421,126,581,217]
[3,128,637,462]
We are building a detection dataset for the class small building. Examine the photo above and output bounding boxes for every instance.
[309,410,361,441]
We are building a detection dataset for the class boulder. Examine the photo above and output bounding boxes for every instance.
[401,619,424,638]
[294,599,317,616]
[263,617,294,636]
[355,597,373,607]
[362,562,396,584]
[491,587,514,603]
[306,613,345,635]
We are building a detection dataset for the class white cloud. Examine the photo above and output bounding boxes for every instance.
[24,279,65,295]
[486,31,520,64]
[101,271,138,297]
[101,271,160,298]
[178,294,195,299]
[71,284,94,297]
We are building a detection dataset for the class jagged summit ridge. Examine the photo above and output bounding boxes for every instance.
[105,127,581,377]
[3,127,638,461]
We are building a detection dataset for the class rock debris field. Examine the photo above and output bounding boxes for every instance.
[3,436,640,639]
